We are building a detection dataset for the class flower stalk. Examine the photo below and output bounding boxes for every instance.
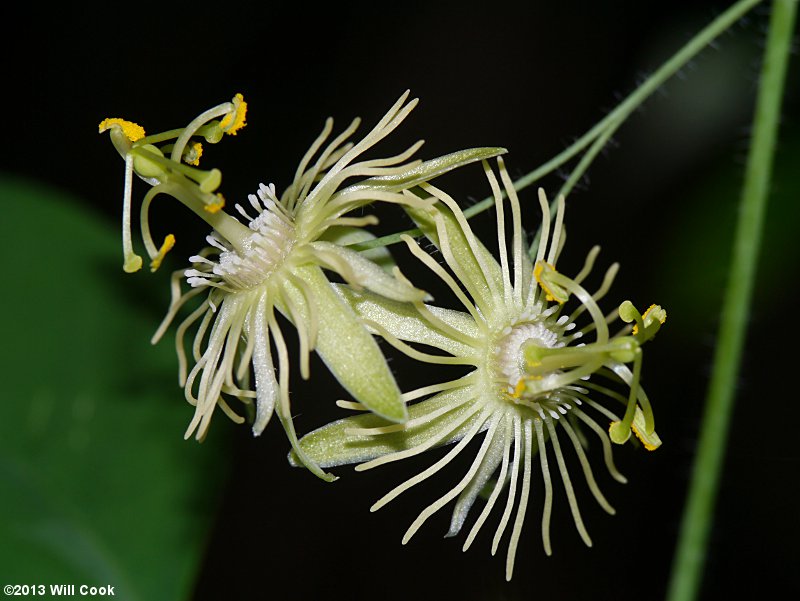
[666,2,797,600]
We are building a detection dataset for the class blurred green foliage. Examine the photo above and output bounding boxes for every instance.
[661,121,800,339]
[0,178,229,600]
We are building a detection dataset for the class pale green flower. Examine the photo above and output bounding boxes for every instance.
[100,93,504,479]
[292,157,665,573]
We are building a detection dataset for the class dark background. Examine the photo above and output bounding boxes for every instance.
[4,1,799,599]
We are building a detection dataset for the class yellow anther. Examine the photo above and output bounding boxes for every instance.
[610,408,662,450]
[631,407,662,451]
[533,261,568,304]
[631,422,660,451]
[632,303,667,335]
[185,142,203,166]
[644,304,667,326]
[642,304,658,321]
[219,93,247,135]
[204,194,225,213]
[98,118,146,142]
[512,379,527,399]
[150,234,176,272]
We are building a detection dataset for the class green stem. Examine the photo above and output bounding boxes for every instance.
[666,2,797,601]
[353,0,764,253]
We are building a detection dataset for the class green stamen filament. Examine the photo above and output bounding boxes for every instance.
[170,102,233,162]
[609,347,643,444]
[129,147,221,193]
[122,154,143,273]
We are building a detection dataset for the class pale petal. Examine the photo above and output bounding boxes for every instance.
[405,202,504,320]
[333,284,479,358]
[318,225,395,272]
[250,294,278,435]
[343,147,507,195]
[288,384,480,468]
[446,414,507,537]
[280,264,407,422]
[310,241,428,303]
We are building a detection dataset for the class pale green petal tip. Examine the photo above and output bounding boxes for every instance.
[277,409,339,482]
[349,382,409,424]
[370,396,409,424]
[310,241,427,303]
[285,411,391,469]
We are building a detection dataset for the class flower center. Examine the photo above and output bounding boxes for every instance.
[495,322,560,391]
[492,320,577,419]
[186,183,297,291]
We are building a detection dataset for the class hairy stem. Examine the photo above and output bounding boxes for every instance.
[353,0,765,252]
[666,2,797,600]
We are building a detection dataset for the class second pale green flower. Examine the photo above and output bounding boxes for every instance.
[293,157,664,571]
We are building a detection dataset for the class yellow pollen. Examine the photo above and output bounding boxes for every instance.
[512,379,527,398]
[219,93,247,135]
[644,303,667,324]
[533,262,565,304]
[187,142,203,166]
[150,234,176,272]
[631,421,660,451]
[205,194,225,213]
[98,118,146,142]
[632,303,667,335]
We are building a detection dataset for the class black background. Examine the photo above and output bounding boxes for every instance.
[4,1,799,599]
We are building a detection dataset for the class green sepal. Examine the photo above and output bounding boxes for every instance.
[333,284,478,358]
[320,226,395,272]
[281,264,407,423]
[404,201,504,320]
[310,241,429,303]
[288,384,480,468]
[345,147,507,194]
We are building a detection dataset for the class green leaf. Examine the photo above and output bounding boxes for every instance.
[0,177,228,600]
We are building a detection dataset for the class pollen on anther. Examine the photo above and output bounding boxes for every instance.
[98,118,146,142]
[205,194,226,213]
[186,142,203,166]
[150,234,176,272]
[219,93,247,135]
